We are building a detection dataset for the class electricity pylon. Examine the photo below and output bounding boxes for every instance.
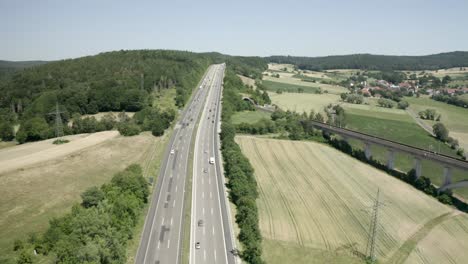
[366,188,385,263]
[48,102,65,139]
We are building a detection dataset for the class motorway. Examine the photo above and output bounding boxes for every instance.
[135,65,218,264]
[190,64,236,264]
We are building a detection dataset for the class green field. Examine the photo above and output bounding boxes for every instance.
[262,79,321,94]
[231,110,271,125]
[237,136,468,264]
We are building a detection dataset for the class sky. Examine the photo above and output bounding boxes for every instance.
[1,0,467,61]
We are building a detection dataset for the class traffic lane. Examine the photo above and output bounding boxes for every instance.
[145,71,213,263]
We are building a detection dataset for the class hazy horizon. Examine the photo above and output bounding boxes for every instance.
[2,0,468,61]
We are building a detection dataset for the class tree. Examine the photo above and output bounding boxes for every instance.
[16,250,33,264]
[117,121,140,136]
[397,100,409,110]
[433,123,449,142]
[442,75,452,86]
[16,117,50,143]
[81,186,105,208]
[150,121,165,137]
[0,122,15,141]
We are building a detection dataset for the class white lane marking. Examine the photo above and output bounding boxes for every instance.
[204,250,206,261]
[202,191,204,199]
[212,226,215,235]
[209,178,211,185]
[167,239,171,249]
[203,226,205,235]
[214,250,217,262]
[210,191,212,199]
[157,240,160,249]
[211,208,213,215]
[170,217,173,226]
[162,217,165,225]
[203,208,205,215]
[175,186,178,193]
[173,200,176,208]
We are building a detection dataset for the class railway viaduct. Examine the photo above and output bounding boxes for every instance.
[306,120,468,192]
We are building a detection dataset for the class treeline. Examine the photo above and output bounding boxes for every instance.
[220,70,264,263]
[432,94,468,108]
[267,51,468,71]
[11,164,149,263]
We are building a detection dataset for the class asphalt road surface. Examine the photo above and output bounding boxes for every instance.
[135,65,220,264]
[190,64,236,264]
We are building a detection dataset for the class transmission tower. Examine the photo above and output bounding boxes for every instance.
[48,102,65,139]
[365,188,385,263]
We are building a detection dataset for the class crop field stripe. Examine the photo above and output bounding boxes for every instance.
[252,139,303,244]
[280,141,339,249]
[295,142,369,250]
[387,212,455,264]
[238,138,275,239]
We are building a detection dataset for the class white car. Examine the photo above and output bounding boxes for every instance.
[209,157,215,164]
[170,149,175,155]
[195,242,201,249]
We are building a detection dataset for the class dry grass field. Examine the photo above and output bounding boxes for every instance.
[236,136,468,264]
[237,74,257,89]
[268,63,296,72]
[0,131,168,260]
[270,93,341,113]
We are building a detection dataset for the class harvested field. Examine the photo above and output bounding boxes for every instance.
[268,63,295,72]
[0,131,119,174]
[236,136,468,264]
[0,131,167,260]
[237,74,257,89]
[263,76,347,94]
[270,93,340,113]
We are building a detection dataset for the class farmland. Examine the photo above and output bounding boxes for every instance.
[236,136,468,264]
[0,131,168,261]
[231,110,271,125]
[405,96,468,151]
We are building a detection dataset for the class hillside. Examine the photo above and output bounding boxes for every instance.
[267,51,468,71]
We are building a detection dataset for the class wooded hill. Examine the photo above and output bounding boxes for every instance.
[0,50,266,119]
[267,51,468,71]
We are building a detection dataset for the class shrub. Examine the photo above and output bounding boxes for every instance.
[397,100,409,109]
[117,122,140,136]
[16,117,51,144]
[0,122,15,141]
[433,123,449,142]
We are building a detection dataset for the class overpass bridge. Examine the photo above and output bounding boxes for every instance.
[305,120,468,192]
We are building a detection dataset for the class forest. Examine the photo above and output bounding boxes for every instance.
[0,50,267,143]
[267,51,468,71]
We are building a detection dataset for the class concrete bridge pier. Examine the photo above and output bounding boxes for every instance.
[387,149,395,170]
[364,142,372,160]
[443,166,452,186]
[413,157,422,178]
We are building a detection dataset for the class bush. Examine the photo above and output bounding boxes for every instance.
[377,98,395,108]
[117,122,141,136]
[16,117,51,144]
[13,240,24,251]
[433,123,449,142]
[81,186,105,208]
[397,100,409,109]
[52,139,70,145]
[0,122,15,141]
